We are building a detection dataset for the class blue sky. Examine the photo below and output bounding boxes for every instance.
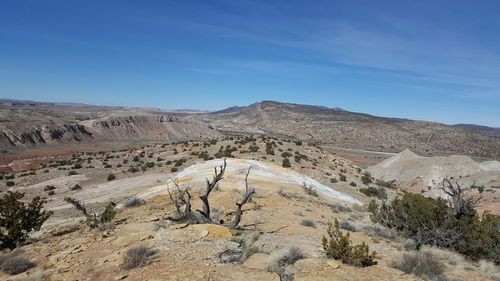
[1,0,499,126]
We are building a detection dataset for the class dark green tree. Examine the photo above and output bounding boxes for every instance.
[0,192,52,249]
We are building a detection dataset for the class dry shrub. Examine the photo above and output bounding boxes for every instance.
[420,246,464,267]
[300,219,316,228]
[329,203,351,213]
[122,245,156,270]
[267,247,304,281]
[339,220,357,232]
[123,197,145,208]
[153,219,169,231]
[479,260,500,281]
[394,251,444,280]
[229,231,262,264]
[27,267,48,281]
[240,246,260,263]
[1,256,36,275]
[365,225,396,240]
[302,183,319,197]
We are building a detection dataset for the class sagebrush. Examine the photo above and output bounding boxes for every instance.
[393,251,444,280]
[122,245,156,269]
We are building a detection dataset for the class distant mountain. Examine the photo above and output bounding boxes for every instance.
[0,99,221,148]
[196,101,500,159]
[453,124,500,138]
[2,99,499,159]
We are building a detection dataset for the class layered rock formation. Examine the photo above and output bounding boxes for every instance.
[0,115,221,147]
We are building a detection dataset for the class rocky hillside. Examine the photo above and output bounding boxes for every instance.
[453,124,500,139]
[2,99,500,160]
[0,116,220,147]
[197,101,500,159]
[367,149,500,214]
[0,100,221,148]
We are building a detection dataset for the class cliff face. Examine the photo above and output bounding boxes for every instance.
[0,123,95,146]
[0,115,221,147]
[86,115,220,141]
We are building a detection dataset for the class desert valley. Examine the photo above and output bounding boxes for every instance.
[0,100,498,281]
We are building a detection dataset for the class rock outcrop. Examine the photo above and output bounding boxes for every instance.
[0,115,221,147]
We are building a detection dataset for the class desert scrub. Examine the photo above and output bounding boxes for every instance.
[479,260,500,281]
[393,251,444,280]
[107,173,116,181]
[302,183,319,197]
[43,185,55,191]
[123,197,146,208]
[339,174,347,181]
[267,247,304,281]
[359,186,387,199]
[1,256,36,275]
[368,189,500,263]
[228,231,262,264]
[322,219,377,267]
[339,220,357,232]
[122,245,156,269]
[300,219,316,228]
[329,203,352,213]
[361,173,372,184]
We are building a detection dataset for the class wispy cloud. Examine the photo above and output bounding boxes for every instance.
[134,2,500,93]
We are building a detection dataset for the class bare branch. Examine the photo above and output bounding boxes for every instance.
[439,177,482,217]
[224,167,256,228]
[166,160,256,228]
[197,159,227,220]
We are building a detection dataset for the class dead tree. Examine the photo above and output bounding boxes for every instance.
[223,167,256,228]
[166,179,193,222]
[64,197,116,229]
[166,159,256,228]
[440,178,481,218]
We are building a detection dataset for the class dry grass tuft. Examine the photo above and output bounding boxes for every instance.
[339,220,357,232]
[393,251,444,280]
[123,197,146,208]
[479,260,500,281]
[122,245,156,270]
[267,247,304,281]
[420,246,464,267]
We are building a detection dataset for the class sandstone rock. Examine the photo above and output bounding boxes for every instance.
[200,229,209,237]
[327,260,341,269]
[243,253,270,269]
[187,224,232,239]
